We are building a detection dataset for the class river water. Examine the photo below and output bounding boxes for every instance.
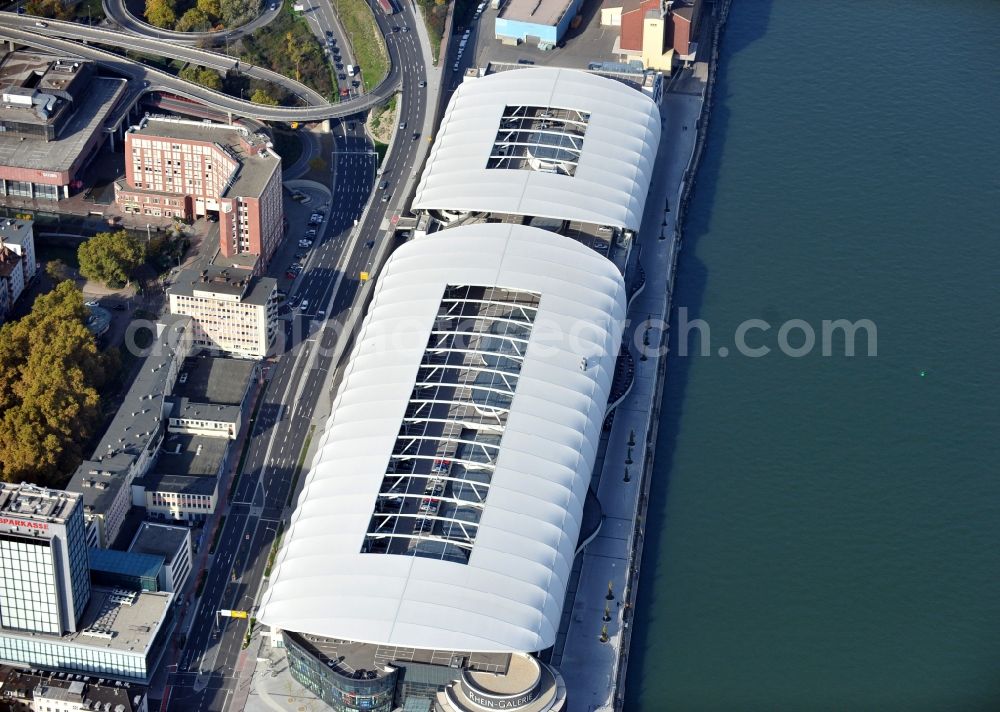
[626,1,1000,710]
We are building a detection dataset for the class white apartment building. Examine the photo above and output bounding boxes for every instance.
[168,266,277,359]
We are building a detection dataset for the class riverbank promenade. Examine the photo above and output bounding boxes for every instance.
[558,65,707,712]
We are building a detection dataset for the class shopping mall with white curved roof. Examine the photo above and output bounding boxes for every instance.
[412,66,661,275]
[259,67,660,712]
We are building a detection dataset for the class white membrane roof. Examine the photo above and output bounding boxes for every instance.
[259,224,626,652]
[412,67,661,231]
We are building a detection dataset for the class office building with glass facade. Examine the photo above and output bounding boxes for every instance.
[0,484,90,636]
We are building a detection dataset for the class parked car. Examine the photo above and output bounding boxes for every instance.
[339,73,346,80]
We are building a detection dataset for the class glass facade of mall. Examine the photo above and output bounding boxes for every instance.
[285,632,398,711]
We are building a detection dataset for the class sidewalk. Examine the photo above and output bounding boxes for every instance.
[558,76,706,712]
[149,372,266,702]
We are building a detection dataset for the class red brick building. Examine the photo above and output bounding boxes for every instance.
[116,117,283,268]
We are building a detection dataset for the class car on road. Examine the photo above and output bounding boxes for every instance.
[365,240,375,248]
[418,80,426,87]
[381,193,391,203]
[300,300,309,312]
[412,131,420,140]
[399,121,406,130]
[379,180,389,190]
[326,30,333,37]
[35,21,48,27]
[392,25,400,32]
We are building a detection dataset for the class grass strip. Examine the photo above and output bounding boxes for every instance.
[330,0,389,92]
[285,425,315,508]
[263,521,286,578]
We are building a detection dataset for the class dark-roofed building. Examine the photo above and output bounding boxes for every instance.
[133,434,227,522]
[0,52,128,201]
[166,398,242,439]
[172,356,257,406]
[128,522,192,593]
[68,316,195,548]
[168,266,277,359]
[115,115,283,269]
[0,666,149,712]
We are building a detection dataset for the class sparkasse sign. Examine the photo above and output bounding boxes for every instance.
[0,517,49,531]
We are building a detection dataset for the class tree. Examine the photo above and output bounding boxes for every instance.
[77,230,145,288]
[250,88,278,105]
[180,65,224,90]
[146,0,178,27]
[196,0,221,20]
[176,7,211,30]
[219,0,257,27]
[0,282,111,486]
[45,259,72,283]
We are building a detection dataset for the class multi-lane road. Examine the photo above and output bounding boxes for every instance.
[0,12,399,120]
[152,5,430,711]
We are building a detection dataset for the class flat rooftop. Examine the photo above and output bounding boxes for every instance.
[0,217,33,248]
[151,434,228,478]
[129,522,189,566]
[131,116,280,199]
[0,54,126,173]
[170,266,275,306]
[499,0,575,27]
[173,356,255,405]
[1,587,173,655]
[0,483,81,525]
[168,397,241,424]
